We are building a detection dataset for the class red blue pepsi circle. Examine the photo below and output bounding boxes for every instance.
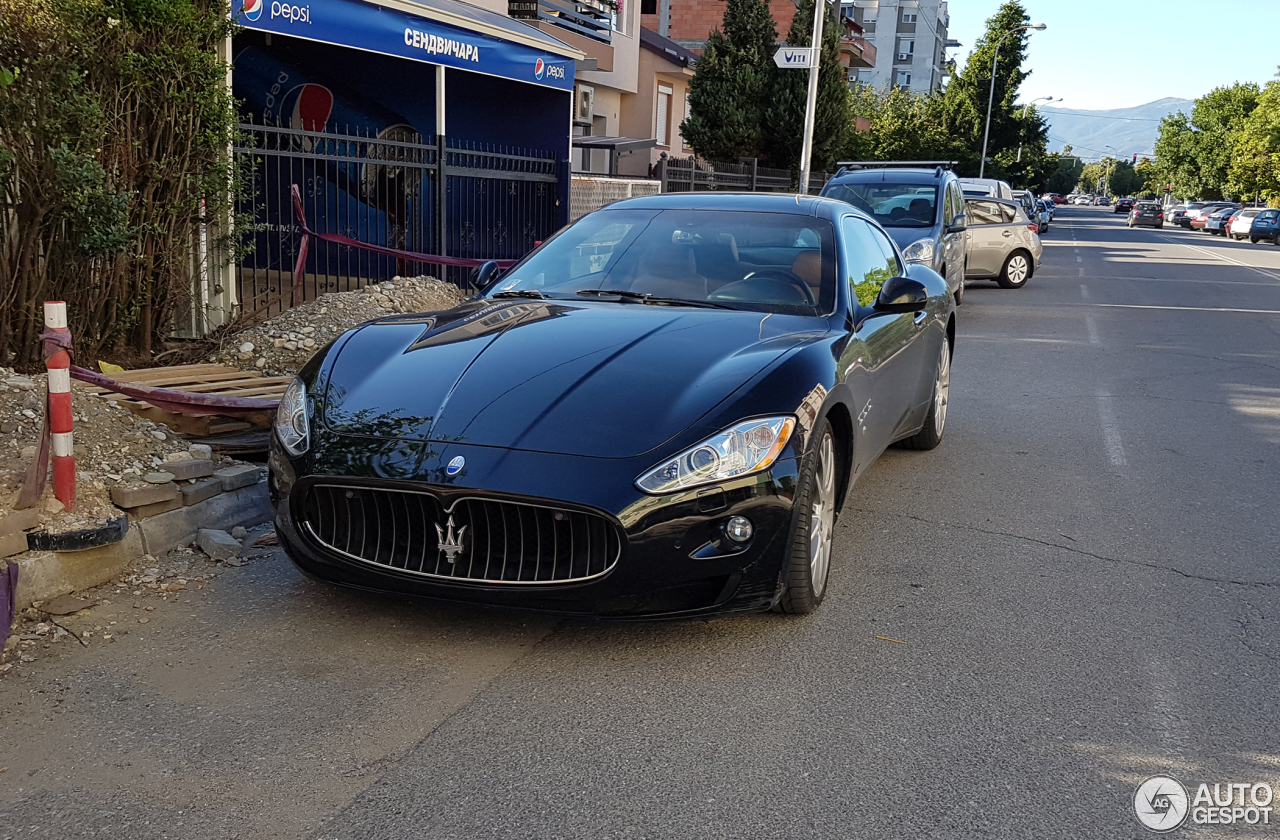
[243,0,263,20]
[534,58,545,80]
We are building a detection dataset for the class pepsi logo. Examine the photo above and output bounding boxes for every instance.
[534,58,545,80]
[243,0,263,20]
[288,84,333,132]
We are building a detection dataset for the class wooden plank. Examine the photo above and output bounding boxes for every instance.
[83,370,259,394]
[80,364,234,387]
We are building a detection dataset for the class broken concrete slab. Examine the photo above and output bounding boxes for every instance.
[180,477,223,506]
[0,508,40,538]
[197,528,241,561]
[13,526,143,610]
[165,459,215,481]
[136,482,272,557]
[110,482,179,509]
[128,496,183,519]
[0,530,28,559]
[215,465,262,492]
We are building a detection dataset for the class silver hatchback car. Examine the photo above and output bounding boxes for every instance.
[962,197,1044,289]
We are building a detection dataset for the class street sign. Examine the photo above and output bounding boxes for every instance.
[774,47,816,69]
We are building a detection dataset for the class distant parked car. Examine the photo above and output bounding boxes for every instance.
[1093,196,1111,206]
[1114,198,1135,214]
[1168,203,1201,227]
[1127,201,1164,228]
[1228,209,1261,240]
[1206,207,1242,236]
[1039,198,1056,221]
[963,197,1043,289]
[959,178,1015,200]
[1248,208,1280,243]
[1047,193,1067,204]
[1188,203,1236,231]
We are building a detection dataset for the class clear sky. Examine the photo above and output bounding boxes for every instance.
[945,0,1280,111]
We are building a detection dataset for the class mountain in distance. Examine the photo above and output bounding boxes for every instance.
[1041,97,1194,160]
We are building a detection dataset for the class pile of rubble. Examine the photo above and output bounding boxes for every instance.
[207,275,467,376]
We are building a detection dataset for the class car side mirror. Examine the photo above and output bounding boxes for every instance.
[947,213,967,233]
[468,260,502,291]
[874,276,929,314]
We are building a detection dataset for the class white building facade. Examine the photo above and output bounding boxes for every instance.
[842,0,959,94]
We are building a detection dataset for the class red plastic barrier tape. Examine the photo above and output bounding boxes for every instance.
[289,184,517,305]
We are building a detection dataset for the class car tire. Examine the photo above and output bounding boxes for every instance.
[954,276,965,306]
[899,335,951,452]
[1252,237,1259,244]
[776,417,837,615]
[1157,224,1163,229]
[997,250,1032,289]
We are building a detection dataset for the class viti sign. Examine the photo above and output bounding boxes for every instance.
[774,47,816,69]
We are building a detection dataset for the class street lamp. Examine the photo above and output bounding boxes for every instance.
[978,22,1047,179]
[1016,95,1060,162]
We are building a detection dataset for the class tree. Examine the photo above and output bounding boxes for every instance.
[1108,159,1144,196]
[938,1,1044,177]
[1153,83,1259,199]
[762,0,849,172]
[1228,77,1280,204]
[680,0,777,162]
[1044,145,1084,194]
[845,85,958,163]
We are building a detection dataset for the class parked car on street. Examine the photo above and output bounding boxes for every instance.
[1127,201,1164,228]
[1227,208,1260,240]
[1093,196,1111,206]
[1183,202,1235,230]
[820,163,970,302]
[269,193,957,618]
[1011,190,1042,229]
[963,196,1043,289]
[1039,198,1056,221]
[1114,198,1135,214]
[1248,208,1280,243]
[1205,207,1243,236]
[1072,194,1094,205]
[959,177,1015,200]
[1167,203,1200,227]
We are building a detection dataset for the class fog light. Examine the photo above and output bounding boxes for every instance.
[725,516,753,543]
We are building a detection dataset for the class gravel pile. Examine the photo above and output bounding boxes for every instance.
[208,276,468,376]
[0,370,245,531]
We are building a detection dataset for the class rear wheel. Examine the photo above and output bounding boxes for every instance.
[997,250,1032,289]
[1252,237,1260,244]
[899,336,951,451]
[776,418,837,615]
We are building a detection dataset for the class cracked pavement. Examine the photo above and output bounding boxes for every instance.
[2,207,1279,838]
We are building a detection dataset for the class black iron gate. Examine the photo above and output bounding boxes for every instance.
[235,123,559,315]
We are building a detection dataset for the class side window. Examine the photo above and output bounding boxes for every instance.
[840,216,894,307]
[966,200,1003,225]
[866,225,902,278]
[944,182,960,225]
[1001,204,1022,224]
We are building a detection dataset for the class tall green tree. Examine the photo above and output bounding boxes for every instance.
[940,1,1042,177]
[1108,159,1143,196]
[1044,145,1084,194]
[844,85,957,163]
[1228,77,1280,204]
[680,0,777,162]
[1154,83,1259,199]
[761,0,849,173]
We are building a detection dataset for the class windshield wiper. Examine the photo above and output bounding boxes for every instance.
[492,289,545,299]
[575,289,733,309]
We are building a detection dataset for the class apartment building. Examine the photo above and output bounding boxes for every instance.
[842,0,959,94]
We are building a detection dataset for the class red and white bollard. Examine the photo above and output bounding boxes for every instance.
[44,301,75,511]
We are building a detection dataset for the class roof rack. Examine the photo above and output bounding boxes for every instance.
[835,160,958,170]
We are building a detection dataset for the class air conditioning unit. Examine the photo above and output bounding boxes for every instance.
[575,84,595,124]
[897,52,911,60]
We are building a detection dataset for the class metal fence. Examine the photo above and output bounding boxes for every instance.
[656,155,829,195]
[235,123,559,316]
[569,176,662,221]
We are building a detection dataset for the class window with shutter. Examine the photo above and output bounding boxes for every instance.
[656,85,672,146]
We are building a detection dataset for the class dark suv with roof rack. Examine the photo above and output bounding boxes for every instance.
[820,161,970,303]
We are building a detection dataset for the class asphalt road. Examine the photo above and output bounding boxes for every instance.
[3,205,1279,839]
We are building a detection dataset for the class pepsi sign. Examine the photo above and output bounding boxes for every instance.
[242,0,263,21]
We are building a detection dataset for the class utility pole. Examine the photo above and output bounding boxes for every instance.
[796,0,827,195]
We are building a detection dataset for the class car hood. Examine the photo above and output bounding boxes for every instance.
[320,299,819,458]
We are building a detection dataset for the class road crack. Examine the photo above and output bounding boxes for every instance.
[850,507,1280,590]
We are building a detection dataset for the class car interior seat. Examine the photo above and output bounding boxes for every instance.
[629,245,708,299]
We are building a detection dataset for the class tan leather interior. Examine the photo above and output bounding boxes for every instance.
[629,246,708,299]
[791,250,823,298]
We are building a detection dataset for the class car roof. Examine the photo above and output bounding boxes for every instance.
[825,167,946,184]
[598,192,848,219]
[964,196,1021,208]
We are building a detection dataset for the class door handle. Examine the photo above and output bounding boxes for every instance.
[913,311,927,325]
[1001,230,1013,237]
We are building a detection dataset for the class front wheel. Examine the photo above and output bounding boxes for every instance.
[776,418,837,615]
[997,250,1032,289]
[899,336,951,451]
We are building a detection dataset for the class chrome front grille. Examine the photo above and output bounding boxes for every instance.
[300,484,622,584]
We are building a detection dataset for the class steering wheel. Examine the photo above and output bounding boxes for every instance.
[741,268,816,305]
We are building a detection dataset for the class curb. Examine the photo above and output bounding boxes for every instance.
[26,516,129,552]
[11,480,272,610]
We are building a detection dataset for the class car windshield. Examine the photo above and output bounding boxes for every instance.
[820,181,937,228]
[489,209,837,316]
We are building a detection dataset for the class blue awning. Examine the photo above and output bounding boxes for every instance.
[234,0,580,91]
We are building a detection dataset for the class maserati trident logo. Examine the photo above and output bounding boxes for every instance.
[435,515,467,564]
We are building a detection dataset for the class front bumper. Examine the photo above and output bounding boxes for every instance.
[269,434,802,618]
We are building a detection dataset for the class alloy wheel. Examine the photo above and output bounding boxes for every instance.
[933,341,951,437]
[1007,254,1029,284]
[808,432,835,597]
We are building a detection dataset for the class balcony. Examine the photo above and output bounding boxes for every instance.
[509,0,614,44]
[839,15,875,70]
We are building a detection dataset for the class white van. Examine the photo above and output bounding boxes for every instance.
[958,177,1015,200]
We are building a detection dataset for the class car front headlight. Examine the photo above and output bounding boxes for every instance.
[636,416,797,495]
[275,378,310,456]
[901,237,935,264]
